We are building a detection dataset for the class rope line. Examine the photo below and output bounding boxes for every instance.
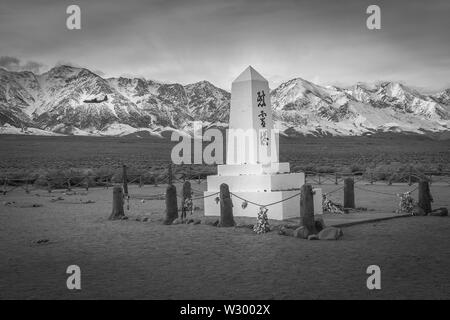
[230,190,302,208]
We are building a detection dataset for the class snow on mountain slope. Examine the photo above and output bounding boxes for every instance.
[271,78,449,136]
[0,65,449,138]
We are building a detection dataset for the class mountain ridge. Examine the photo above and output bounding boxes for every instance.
[0,65,449,138]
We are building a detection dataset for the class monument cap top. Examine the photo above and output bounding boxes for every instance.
[233,66,267,84]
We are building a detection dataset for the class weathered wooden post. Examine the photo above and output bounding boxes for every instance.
[335,173,338,185]
[164,184,178,224]
[300,184,315,233]
[219,183,235,227]
[122,164,128,196]
[85,177,89,191]
[139,175,143,188]
[67,178,71,191]
[418,180,433,214]
[47,177,52,193]
[344,177,355,209]
[181,181,192,221]
[109,185,125,220]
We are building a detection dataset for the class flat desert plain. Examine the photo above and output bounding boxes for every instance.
[1,181,449,299]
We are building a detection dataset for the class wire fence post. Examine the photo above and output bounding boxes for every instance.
[418,180,432,214]
[164,184,178,225]
[122,164,128,196]
[300,184,315,233]
[109,185,125,220]
[181,181,192,221]
[344,177,355,209]
[219,183,235,227]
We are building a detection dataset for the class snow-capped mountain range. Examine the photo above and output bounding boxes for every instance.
[1,65,449,138]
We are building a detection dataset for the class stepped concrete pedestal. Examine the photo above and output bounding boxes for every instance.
[203,67,322,220]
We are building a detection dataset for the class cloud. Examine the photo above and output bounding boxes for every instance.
[0,56,44,73]
[0,56,20,69]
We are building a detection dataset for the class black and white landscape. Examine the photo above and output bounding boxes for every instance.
[1,65,449,138]
[1,0,450,304]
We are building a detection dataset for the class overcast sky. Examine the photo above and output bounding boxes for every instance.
[0,0,449,92]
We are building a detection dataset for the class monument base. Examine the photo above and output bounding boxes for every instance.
[204,188,323,220]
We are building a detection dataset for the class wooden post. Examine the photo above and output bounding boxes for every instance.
[370,172,374,184]
[67,178,71,191]
[318,174,321,185]
[85,177,89,191]
[418,180,432,214]
[181,181,192,221]
[335,173,338,185]
[109,186,125,220]
[25,178,30,194]
[139,175,143,188]
[408,166,413,186]
[122,164,128,196]
[344,177,355,209]
[47,177,52,193]
[197,174,201,184]
[164,184,178,224]
[219,183,235,227]
[300,184,315,233]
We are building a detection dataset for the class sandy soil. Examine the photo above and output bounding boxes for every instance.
[0,182,449,299]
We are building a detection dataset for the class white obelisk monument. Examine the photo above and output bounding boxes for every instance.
[204,66,322,220]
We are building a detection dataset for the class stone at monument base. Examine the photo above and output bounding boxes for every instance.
[203,189,323,220]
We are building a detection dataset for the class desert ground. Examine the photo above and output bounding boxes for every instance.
[1,181,449,300]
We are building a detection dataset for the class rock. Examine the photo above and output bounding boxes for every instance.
[142,217,149,222]
[193,219,201,225]
[412,205,427,216]
[293,226,310,239]
[318,227,343,240]
[186,218,195,224]
[204,219,219,226]
[314,216,326,232]
[308,234,319,240]
[429,207,448,217]
[172,218,182,225]
[279,226,294,237]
